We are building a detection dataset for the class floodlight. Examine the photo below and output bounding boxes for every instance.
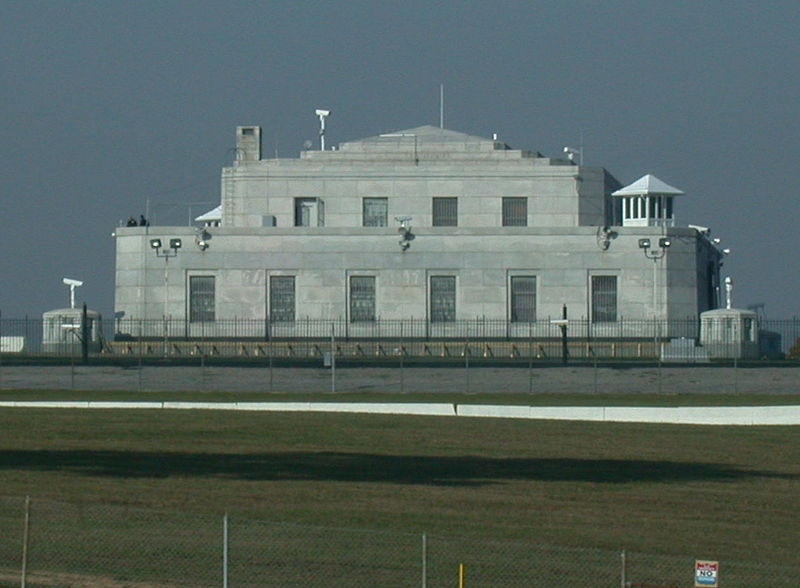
[169,238,182,249]
[658,237,671,248]
[638,238,651,249]
[150,238,162,249]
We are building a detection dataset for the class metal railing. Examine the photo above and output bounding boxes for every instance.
[2,315,799,360]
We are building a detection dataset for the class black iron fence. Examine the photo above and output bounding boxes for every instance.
[1,315,799,361]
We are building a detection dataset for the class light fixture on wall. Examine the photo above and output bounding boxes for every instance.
[195,229,211,251]
[638,237,671,259]
[596,225,617,251]
[395,216,414,251]
[151,238,182,356]
[639,237,671,317]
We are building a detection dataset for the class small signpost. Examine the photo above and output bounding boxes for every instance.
[694,560,719,587]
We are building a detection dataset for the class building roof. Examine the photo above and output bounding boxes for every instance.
[338,125,506,153]
[611,174,684,197]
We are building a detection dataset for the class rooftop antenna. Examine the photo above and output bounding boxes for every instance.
[315,109,331,151]
[439,84,444,129]
[62,277,83,309]
[563,129,584,165]
[724,276,733,309]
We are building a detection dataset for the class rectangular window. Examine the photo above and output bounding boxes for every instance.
[294,198,324,226]
[362,198,388,227]
[502,197,528,226]
[349,276,376,322]
[591,275,617,323]
[432,197,458,227]
[430,276,456,322]
[270,276,295,322]
[189,276,215,322]
[511,276,536,322]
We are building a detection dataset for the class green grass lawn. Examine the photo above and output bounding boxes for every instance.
[1,408,797,566]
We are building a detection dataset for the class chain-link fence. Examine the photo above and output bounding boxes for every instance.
[0,496,796,587]
[1,362,799,396]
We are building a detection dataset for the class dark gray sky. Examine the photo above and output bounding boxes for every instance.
[2,1,798,319]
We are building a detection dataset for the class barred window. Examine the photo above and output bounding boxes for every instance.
[591,275,617,323]
[363,198,388,227]
[350,276,375,322]
[430,276,456,322]
[270,276,295,322]
[189,276,215,322]
[511,276,536,322]
[432,197,457,227]
[502,197,527,226]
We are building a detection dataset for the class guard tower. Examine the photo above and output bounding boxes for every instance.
[612,174,683,227]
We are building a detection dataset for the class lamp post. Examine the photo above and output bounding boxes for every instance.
[638,237,671,317]
[150,238,182,357]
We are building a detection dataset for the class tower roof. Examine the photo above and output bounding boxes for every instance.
[612,174,684,197]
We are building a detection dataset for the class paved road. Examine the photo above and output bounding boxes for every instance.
[0,364,798,395]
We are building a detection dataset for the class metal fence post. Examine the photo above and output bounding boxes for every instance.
[400,321,405,394]
[222,512,229,588]
[21,495,30,588]
[421,532,427,588]
[620,549,626,588]
[464,331,470,394]
[330,322,336,394]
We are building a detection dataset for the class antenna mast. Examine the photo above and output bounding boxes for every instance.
[439,84,444,128]
[315,109,331,151]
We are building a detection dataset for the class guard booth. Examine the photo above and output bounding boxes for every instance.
[42,307,104,355]
[699,308,758,359]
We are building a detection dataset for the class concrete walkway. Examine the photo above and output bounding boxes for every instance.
[1,400,798,425]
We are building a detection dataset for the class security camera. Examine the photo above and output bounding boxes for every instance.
[62,278,83,287]
[315,109,330,117]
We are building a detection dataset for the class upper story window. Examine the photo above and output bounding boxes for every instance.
[502,197,527,227]
[363,198,388,227]
[294,198,324,226]
[432,197,458,227]
[189,276,215,322]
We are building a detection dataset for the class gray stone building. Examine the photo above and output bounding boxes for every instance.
[113,124,723,340]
